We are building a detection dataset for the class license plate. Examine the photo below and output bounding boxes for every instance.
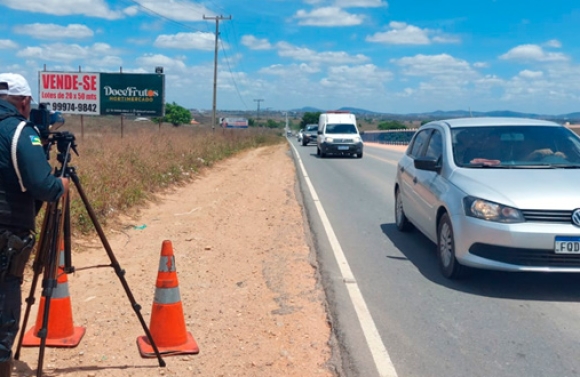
[554,236,580,254]
[337,146,349,151]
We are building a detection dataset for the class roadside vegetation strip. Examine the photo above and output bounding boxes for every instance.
[38,117,283,234]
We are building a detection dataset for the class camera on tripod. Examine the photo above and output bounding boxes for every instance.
[30,102,65,140]
[30,103,78,165]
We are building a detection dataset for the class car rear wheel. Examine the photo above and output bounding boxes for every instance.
[395,188,413,232]
[437,213,469,279]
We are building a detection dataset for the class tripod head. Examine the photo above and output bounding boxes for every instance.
[44,131,79,176]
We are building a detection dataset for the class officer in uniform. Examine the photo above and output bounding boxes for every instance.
[0,73,69,376]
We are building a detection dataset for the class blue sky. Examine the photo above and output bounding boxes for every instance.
[1,0,579,115]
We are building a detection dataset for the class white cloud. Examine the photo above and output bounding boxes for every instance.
[0,0,126,19]
[543,39,562,48]
[392,54,477,78]
[318,64,392,102]
[16,42,121,64]
[334,0,387,7]
[500,44,568,62]
[518,69,543,79]
[325,64,392,85]
[294,7,364,26]
[260,63,320,76]
[124,5,139,17]
[241,35,272,50]
[136,54,188,72]
[13,24,94,40]
[276,41,369,65]
[475,74,505,87]
[432,35,461,44]
[154,32,218,51]
[130,0,215,21]
[473,62,489,68]
[91,55,123,67]
[0,39,18,49]
[366,22,460,45]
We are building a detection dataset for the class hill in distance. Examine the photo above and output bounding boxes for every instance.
[289,107,580,122]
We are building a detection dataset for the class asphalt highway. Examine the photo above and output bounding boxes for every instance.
[289,137,580,377]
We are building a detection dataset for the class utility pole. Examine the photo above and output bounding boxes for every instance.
[204,14,231,132]
[254,99,264,125]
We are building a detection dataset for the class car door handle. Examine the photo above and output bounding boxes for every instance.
[413,177,417,184]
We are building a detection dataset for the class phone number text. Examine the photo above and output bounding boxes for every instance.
[51,102,98,113]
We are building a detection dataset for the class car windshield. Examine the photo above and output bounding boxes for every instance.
[325,123,357,134]
[452,125,580,168]
[306,125,318,132]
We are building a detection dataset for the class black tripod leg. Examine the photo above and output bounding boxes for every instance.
[68,168,166,367]
[63,192,73,274]
[34,205,63,377]
[14,202,56,361]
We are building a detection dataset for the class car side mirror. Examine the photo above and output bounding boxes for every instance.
[414,156,441,172]
[359,130,365,135]
[317,131,322,135]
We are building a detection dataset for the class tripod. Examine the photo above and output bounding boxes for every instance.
[13,131,165,376]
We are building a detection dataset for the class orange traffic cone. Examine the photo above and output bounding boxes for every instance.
[22,241,85,347]
[136,240,199,357]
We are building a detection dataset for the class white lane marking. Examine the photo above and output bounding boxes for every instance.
[289,142,399,377]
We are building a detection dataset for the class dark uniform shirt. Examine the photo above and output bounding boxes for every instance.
[0,99,64,232]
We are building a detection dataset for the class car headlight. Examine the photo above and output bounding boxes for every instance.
[353,136,361,143]
[324,137,334,143]
[463,196,524,223]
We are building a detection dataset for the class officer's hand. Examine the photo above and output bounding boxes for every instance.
[60,177,70,192]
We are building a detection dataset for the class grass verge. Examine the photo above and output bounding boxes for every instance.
[38,116,283,235]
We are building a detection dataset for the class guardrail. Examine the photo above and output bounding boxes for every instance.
[361,129,418,145]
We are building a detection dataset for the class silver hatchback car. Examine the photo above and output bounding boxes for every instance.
[394,117,580,279]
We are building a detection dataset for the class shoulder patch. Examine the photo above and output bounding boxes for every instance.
[29,135,42,146]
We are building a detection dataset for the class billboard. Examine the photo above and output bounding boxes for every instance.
[39,71,165,117]
[220,117,249,129]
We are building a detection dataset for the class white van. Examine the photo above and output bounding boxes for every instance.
[317,111,364,158]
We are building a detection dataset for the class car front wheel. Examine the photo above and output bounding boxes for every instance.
[395,188,413,232]
[437,213,468,279]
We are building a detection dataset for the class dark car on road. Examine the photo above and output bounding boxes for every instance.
[302,124,318,146]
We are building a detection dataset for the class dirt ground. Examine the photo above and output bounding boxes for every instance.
[12,143,337,377]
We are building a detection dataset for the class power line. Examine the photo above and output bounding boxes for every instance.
[121,0,206,32]
[204,14,232,132]
[219,38,248,111]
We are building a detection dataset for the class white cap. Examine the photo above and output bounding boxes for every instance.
[0,73,32,97]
